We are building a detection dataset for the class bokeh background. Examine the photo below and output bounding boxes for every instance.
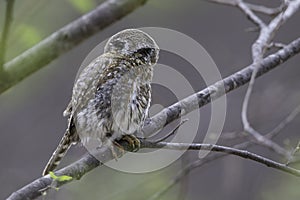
[1,0,300,199]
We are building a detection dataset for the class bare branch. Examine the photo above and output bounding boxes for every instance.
[149,103,300,200]
[0,0,148,94]
[246,3,284,16]
[143,141,300,177]
[208,0,266,27]
[221,103,300,141]
[7,139,134,200]
[148,141,251,200]
[7,36,300,200]
[236,0,266,28]
[267,42,286,50]
[208,0,283,16]
[198,2,299,155]
[267,104,300,138]
[287,141,300,165]
[241,0,300,156]
[150,119,188,143]
[144,36,300,135]
[0,0,15,79]
[148,138,269,200]
[7,154,101,200]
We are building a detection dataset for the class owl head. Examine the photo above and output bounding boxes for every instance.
[104,29,159,65]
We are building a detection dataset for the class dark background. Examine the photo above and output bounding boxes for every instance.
[1,0,300,199]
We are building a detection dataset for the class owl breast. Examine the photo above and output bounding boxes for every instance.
[72,54,152,145]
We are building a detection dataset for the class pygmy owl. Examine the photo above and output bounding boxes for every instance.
[43,29,159,176]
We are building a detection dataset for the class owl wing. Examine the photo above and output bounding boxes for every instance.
[71,55,125,143]
[43,56,109,175]
[61,56,109,141]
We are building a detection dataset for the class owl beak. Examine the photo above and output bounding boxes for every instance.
[150,48,159,65]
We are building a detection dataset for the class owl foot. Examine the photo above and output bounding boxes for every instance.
[115,135,141,152]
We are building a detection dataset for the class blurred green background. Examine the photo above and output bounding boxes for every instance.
[1,0,300,199]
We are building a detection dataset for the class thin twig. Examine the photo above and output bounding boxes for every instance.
[247,3,284,16]
[267,42,286,50]
[0,0,15,78]
[221,103,300,141]
[147,141,252,200]
[208,0,283,16]
[145,141,300,200]
[143,141,300,176]
[151,119,188,143]
[208,0,266,28]
[267,104,300,138]
[148,99,300,200]
[286,141,300,165]
[236,0,266,28]
[218,131,241,140]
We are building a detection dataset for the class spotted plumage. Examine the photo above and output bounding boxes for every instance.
[43,29,159,176]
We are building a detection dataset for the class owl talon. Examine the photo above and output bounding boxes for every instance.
[118,135,140,152]
[114,135,141,152]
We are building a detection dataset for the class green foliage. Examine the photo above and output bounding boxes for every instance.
[16,24,42,48]
[67,0,96,13]
[49,171,73,182]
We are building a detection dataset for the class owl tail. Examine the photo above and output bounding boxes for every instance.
[42,118,78,176]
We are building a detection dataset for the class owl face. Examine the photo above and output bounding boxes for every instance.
[104,29,159,65]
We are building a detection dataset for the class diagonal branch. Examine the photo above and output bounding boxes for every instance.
[236,0,266,28]
[0,0,149,94]
[267,104,300,138]
[6,36,300,200]
[143,36,300,135]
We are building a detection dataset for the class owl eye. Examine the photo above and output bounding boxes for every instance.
[136,48,153,57]
[134,48,157,64]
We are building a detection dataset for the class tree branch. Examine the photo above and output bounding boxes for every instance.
[143,141,300,177]
[149,102,300,200]
[0,0,15,80]
[241,0,300,157]
[246,3,284,16]
[236,0,266,28]
[211,0,300,158]
[208,0,284,16]
[7,154,101,200]
[143,36,300,135]
[0,0,148,94]
[267,103,300,138]
[6,36,300,200]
